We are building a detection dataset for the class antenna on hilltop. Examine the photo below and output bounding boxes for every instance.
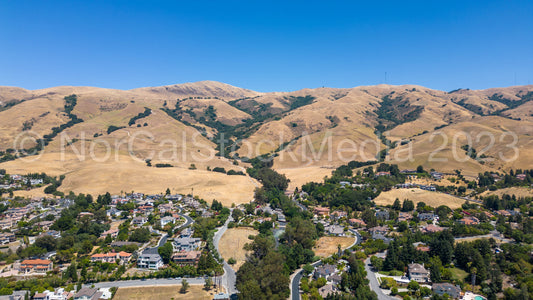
[385,72,388,84]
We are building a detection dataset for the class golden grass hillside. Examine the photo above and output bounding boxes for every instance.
[1,82,532,200]
[374,188,466,209]
[480,187,533,198]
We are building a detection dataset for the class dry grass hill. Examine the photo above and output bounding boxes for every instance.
[1,81,532,201]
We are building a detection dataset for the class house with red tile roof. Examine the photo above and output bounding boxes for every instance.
[20,259,52,274]
[421,224,445,233]
[313,207,330,216]
[348,218,366,227]
[458,216,479,225]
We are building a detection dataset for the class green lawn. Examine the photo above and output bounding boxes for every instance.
[448,267,468,281]
[378,270,404,276]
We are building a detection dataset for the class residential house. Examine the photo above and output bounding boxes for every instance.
[137,253,163,270]
[458,216,479,225]
[0,218,14,230]
[326,225,345,236]
[158,203,174,213]
[418,212,436,221]
[0,233,15,245]
[369,226,389,236]
[90,253,118,263]
[100,228,119,239]
[20,259,52,274]
[118,251,132,264]
[201,210,213,218]
[106,208,122,218]
[433,283,461,299]
[29,179,43,185]
[421,224,444,234]
[318,284,337,298]
[165,194,182,201]
[516,174,527,181]
[35,221,54,231]
[348,218,366,227]
[430,171,443,180]
[313,264,336,280]
[376,171,391,177]
[39,230,61,239]
[375,209,389,220]
[73,288,103,300]
[174,237,201,252]
[416,245,430,252]
[78,212,94,220]
[495,210,511,217]
[329,274,342,285]
[33,288,74,300]
[330,211,347,220]
[408,263,429,282]
[160,216,175,227]
[398,212,413,222]
[313,207,330,216]
[172,251,201,267]
[179,228,193,238]
[132,216,147,226]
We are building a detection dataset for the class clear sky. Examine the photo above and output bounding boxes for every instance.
[1,0,532,92]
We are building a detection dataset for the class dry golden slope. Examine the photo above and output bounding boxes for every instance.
[0,82,532,199]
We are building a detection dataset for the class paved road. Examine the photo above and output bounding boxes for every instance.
[142,208,193,255]
[213,211,237,296]
[290,230,360,300]
[91,277,207,289]
[364,257,396,300]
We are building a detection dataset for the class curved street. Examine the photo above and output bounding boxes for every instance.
[290,229,361,300]
[213,210,238,296]
[142,207,193,254]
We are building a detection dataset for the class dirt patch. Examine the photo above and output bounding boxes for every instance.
[113,285,217,300]
[374,188,465,209]
[218,227,258,271]
[481,187,533,198]
[313,236,355,258]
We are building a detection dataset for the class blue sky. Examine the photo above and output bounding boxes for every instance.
[1,0,532,92]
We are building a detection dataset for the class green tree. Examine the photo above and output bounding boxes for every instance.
[429,256,442,283]
[392,198,401,211]
[370,256,384,272]
[180,279,189,293]
[158,242,174,264]
[204,277,213,290]
[402,199,415,212]
[407,280,420,295]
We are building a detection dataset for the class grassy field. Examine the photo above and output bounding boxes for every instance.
[481,187,533,198]
[373,188,466,209]
[2,153,256,206]
[313,236,355,258]
[449,267,468,281]
[277,166,335,191]
[113,285,218,300]
[218,227,257,271]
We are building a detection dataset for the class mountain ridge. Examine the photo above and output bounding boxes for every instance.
[0,81,532,201]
